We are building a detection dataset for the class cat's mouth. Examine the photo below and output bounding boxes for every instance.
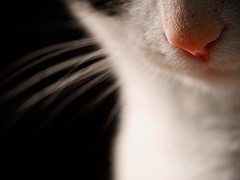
[182,40,218,63]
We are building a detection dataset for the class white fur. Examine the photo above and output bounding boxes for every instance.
[65,0,240,179]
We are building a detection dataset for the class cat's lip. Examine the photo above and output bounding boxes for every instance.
[187,49,209,63]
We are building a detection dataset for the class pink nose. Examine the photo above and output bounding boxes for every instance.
[160,1,223,62]
[166,32,218,62]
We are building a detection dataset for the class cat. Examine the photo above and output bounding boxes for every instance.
[2,0,240,179]
[63,0,240,180]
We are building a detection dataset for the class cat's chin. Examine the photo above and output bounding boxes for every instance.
[174,67,240,90]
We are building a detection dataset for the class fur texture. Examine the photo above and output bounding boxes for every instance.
[65,0,240,179]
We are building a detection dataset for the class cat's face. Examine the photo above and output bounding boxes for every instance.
[67,0,240,86]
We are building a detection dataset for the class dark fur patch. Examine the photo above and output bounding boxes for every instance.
[82,0,130,15]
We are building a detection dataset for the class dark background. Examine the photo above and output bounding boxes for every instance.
[2,0,118,179]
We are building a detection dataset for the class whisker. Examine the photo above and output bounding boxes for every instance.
[0,38,98,85]
[47,62,118,110]
[16,60,110,112]
[4,50,105,101]
[50,70,112,116]
[84,81,121,137]
[39,59,103,108]
[87,80,120,108]
[29,71,113,136]
[99,101,121,137]
[41,59,109,106]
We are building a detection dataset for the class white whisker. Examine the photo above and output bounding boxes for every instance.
[85,81,121,135]
[101,101,121,135]
[28,71,113,135]
[16,60,110,112]
[4,50,105,100]
[50,70,112,116]
[0,38,98,86]
[90,80,120,107]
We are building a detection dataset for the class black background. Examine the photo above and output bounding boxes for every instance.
[3,0,118,179]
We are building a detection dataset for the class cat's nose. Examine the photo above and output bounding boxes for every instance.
[165,31,219,62]
[160,1,223,62]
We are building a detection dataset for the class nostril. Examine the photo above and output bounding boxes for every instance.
[166,30,221,62]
